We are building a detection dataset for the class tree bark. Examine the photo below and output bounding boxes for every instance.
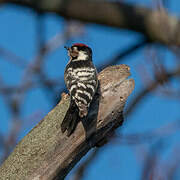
[3,0,180,47]
[0,65,134,179]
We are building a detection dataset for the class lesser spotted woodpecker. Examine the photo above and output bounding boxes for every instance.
[61,43,98,136]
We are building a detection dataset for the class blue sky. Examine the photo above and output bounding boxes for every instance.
[0,1,180,179]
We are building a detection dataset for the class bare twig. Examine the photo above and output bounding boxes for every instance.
[125,66,180,116]
[72,149,100,180]
[0,46,26,68]
[98,38,148,71]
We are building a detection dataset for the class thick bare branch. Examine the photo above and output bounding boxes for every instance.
[3,0,180,46]
[0,65,134,179]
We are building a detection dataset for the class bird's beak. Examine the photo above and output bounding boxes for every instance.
[64,46,70,51]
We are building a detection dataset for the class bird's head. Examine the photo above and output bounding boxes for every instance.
[64,43,92,61]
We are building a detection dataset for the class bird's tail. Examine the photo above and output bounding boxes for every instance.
[61,100,80,136]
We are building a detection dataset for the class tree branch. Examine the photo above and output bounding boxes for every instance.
[0,65,134,179]
[3,0,180,47]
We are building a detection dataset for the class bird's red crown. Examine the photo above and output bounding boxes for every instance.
[72,43,89,48]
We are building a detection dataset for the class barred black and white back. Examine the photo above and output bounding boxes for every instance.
[61,43,98,136]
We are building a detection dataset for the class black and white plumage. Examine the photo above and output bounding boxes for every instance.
[61,43,98,136]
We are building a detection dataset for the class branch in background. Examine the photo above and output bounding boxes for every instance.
[0,46,27,68]
[140,142,180,180]
[98,38,148,72]
[166,147,180,180]
[3,0,180,47]
[125,66,180,116]
[72,149,100,180]
[0,65,134,179]
[115,119,180,145]
[140,140,165,180]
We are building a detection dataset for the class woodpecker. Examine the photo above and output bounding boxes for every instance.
[61,43,98,136]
